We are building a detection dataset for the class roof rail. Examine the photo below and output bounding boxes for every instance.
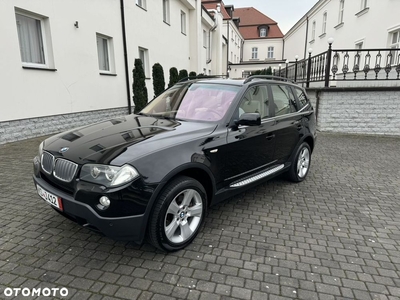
[243,75,295,84]
[178,75,228,83]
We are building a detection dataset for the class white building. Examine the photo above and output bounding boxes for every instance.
[0,0,227,143]
[284,0,400,60]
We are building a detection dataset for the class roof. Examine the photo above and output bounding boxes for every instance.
[233,7,283,39]
[202,0,232,20]
[234,7,277,26]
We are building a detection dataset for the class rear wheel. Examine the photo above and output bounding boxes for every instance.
[148,176,207,251]
[288,142,311,182]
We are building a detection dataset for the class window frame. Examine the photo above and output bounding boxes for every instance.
[260,28,267,38]
[311,21,316,41]
[136,0,147,10]
[15,10,51,69]
[338,0,345,25]
[180,11,186,35]
[251,47,258,60]
[138,47,149,78]
[267,46,274,59]
[322,12,327,35]
[163,0,170,24]
[96,33,115,75]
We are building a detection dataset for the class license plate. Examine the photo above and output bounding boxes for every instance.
[37,184,63,211]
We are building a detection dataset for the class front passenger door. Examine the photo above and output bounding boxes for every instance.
[216,85,276,186]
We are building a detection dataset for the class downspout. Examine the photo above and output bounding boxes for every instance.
[226,21,230,74]
[282,38,285,60]
[304,16,309,60]
[207,6,220,64]
[120,0,132,114]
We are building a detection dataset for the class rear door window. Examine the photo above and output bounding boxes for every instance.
[293,87,309,109]
[270,84,297,116]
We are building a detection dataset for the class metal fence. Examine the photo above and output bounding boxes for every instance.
[278,45,400,87]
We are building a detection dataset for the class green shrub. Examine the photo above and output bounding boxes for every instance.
[189,71,197,77]
[178,69,189,81]
[152,63,165,97]
[132,58,148,113]
[168,67,179,88]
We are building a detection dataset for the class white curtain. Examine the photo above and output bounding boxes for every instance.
[97,36,109,71]
[16,14,45,64]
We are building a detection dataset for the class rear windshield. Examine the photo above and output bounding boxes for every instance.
[141,83,240,122]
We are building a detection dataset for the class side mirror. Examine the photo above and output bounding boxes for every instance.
[236,113,261,126]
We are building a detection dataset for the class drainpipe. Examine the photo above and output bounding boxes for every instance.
[226,21,230,74]
[120,0,132,114]
[304,16,309,60]
[207,5,220,64]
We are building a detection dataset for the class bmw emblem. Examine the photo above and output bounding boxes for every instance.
[59,147,69,154]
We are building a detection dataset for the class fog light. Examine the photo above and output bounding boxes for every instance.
[99,196,110,207]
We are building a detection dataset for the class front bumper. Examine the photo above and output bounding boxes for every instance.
[33,175,147,243]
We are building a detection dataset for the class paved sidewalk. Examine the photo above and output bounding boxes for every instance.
[0,133,400,300]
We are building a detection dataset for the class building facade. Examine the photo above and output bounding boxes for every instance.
[284,0,400,61]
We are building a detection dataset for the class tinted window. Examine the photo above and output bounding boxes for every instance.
[293,87,308,109]
[141,83,240,122]
[238,85,270,119]
[270,85,297,116]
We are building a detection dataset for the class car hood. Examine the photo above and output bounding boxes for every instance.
[42,114,217,165]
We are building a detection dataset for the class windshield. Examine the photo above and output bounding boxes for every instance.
[140,83,240,122]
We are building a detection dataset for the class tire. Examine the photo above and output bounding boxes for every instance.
[148,176,207,252]
[288,142,311,182]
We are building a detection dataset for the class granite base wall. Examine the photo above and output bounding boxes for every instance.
[0,107,129,145]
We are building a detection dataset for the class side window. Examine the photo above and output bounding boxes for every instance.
[293,87,309,109]
[238,85,270,119]
[270,85,297,116]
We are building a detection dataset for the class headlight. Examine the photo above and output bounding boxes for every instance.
[38,141,44,157]
[80,164,139,187]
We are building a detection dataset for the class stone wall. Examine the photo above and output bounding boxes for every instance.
[0,107,129,145]
[307,88,400,136]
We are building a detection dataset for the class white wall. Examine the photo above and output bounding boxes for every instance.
[0,0,127,122]
[242,39,283,62]
[1,0,225,123]
[284,0,400,60]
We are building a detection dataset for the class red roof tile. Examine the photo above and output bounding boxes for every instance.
[234,7,283,39]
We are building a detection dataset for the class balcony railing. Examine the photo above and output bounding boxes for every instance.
[279,46,400,87]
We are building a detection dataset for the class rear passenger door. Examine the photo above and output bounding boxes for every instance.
[269,83,303,164]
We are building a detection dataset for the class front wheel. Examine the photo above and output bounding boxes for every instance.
[288,142,311,182]
[148,176,207,252]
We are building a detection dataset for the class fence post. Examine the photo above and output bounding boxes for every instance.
[294,56,298,82]
[324,38,334,87]
[306,48,312,88]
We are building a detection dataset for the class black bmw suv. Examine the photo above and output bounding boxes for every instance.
[33,76,316,251]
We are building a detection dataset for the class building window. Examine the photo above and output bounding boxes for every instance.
[355,41,363,66]
[267,47,274,59]
[338,0,345,24]
[390,30,400,48]
[203,30,207,48]
[322,12,327,34]
[260,28,267,37]
[311,21,316,41]
[163,0,170,23]
[97,35,109,71]
[181,11,186,35]
[251,47,258,59]
[136,0,146,9]
[361,0,368,9]
[15,12,47,66]
[139,47,149,77]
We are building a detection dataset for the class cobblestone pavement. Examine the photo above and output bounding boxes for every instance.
[0,133,400,300]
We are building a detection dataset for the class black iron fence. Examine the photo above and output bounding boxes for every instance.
[277,45,400,87]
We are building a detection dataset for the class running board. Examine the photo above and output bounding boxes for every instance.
[230,164,285,188]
